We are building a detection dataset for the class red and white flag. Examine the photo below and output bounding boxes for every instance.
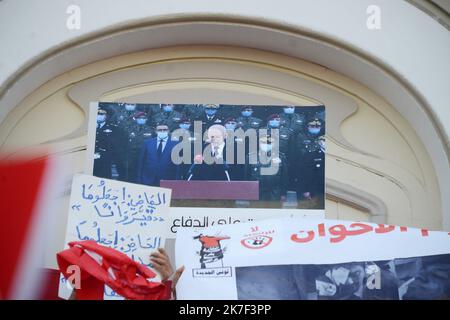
[0,153,61,299]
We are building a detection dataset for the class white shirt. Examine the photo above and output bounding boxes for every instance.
[157,136,168,152]
[212,142,225,159]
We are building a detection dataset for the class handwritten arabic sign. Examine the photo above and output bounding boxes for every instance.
[176,217,450,300]
[58,174,171,299]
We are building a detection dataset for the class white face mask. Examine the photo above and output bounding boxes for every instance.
[283,107,295,114]
[125,104,136,111]
[259,143,272,152]
[157,131,168,140]
[136,118,146,125]
[97,115,106,123]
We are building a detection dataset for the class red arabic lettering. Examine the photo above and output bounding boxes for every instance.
[328,223,374,243]
[291,230,315,243]
[374,224,396,234]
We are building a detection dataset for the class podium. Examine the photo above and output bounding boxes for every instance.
[160,180,259,201]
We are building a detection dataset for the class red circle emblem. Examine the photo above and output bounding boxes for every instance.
[241,235,272,249]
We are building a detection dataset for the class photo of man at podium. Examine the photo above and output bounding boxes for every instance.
[91,102,325,210]
[187,124,242,181]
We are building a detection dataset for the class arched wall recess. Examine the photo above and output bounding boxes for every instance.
[0,46,441,231]
[0,6,448,230]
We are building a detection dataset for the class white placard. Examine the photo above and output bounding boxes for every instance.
[58,174,172,299]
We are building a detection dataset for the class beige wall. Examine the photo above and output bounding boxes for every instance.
[0,46,443,268]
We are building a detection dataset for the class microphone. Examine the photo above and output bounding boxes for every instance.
[187,163,196,181]
[223,160,231,182]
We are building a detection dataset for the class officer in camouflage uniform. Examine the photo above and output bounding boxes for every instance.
[236,106,262,131]
[172,117,203,180]
[245,136,288,208]
[125,111,154,183]
[151,103,183,131]
[292,118,325,202]
[223,117,246,180]
[93,108,127,181]
[182,104,204,121]
[266,114,294,156]
[280,106,306,134]
[113,103,138,128]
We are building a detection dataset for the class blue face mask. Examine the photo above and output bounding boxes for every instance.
[283,107,295,114]
[136,118,147,125]
[97,115,106,123]
[308,127,321,135]
[241,110,252,117]
[269,120,280,128]
[157,131,168,140]
[125,104,136,111]
[259,144,272,153]
[179,123,190,130]
[205,109,217,116]
[225,123,236,131]
[163,105,173,112]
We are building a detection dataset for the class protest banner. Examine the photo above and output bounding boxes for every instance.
[176,217,450,300]
[58,174,171,299]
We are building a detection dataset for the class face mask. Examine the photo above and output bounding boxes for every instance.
[241,110,252,117]
[205,109,217,116]
[308,127,321,135]
[179,123,190,130]
[157,131,168,140]
[125,104,136,111]
[97,115,106,123]
[269,120,280,128]
[136,118,146,125]
[260,144,272,152]
[225,123,236,131]
[163,105,173,112]
[283,107,295,114]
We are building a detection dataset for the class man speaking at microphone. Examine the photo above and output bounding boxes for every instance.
[187,124,240,181]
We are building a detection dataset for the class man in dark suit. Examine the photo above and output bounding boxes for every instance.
[137,123,178,186]
[188,124,242,181]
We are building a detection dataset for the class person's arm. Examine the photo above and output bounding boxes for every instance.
[150,248,185,299]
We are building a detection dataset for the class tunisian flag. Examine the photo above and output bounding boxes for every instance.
[57,240,172,300]
[0,154,61,299]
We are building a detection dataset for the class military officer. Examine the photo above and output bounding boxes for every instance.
[93,108,127,181]
[292,118,325,202]
[125,111,154,182]
[113,103,138,128]
[173,117,204,180]
[199,104,224,134]
[236,106,262,131]
[245,136,288,207]
[280,106,306,134]
[182,104,204,121]
[266,114,294,156]
[151,103,183,131]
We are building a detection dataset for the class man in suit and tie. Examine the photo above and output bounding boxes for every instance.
[188,124,242,181]
[137,123,178,186]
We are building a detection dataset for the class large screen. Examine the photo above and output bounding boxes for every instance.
[88,102,325,210]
